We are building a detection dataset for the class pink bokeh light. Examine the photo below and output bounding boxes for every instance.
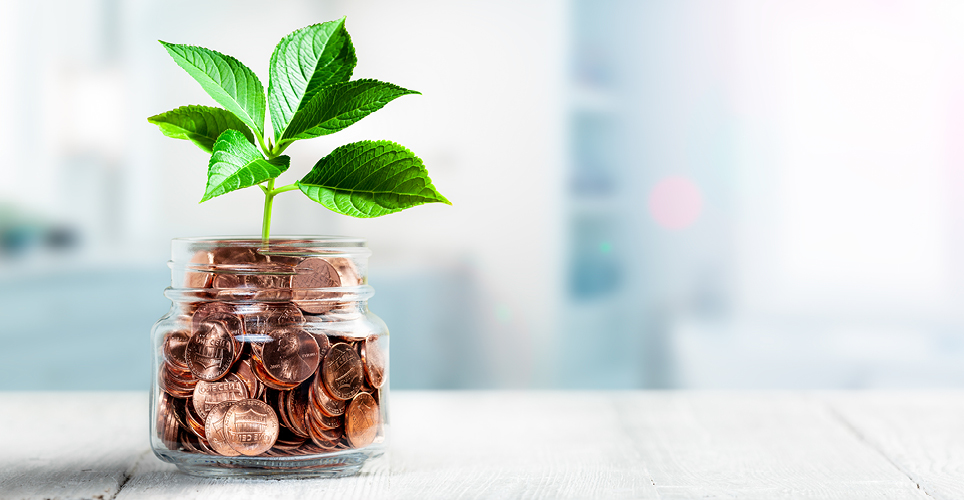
[648,176,703,230]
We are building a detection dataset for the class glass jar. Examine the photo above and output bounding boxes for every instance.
[150,237,389,478]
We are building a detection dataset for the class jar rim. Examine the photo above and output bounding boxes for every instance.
[172,235,371,258]
[173,235,367,245]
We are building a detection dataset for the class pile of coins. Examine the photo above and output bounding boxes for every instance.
[156,247,385,457]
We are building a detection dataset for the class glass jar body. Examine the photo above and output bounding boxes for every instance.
[150,237,389,478]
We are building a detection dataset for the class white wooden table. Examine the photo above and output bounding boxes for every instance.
[1,391,962,499]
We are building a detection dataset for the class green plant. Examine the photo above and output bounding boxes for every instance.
[148,18,450,242]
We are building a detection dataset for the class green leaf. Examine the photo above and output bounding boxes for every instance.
[147,105,255,153]
[160,41,266,137]
[202,130,289,202]
[281,79,419,143]
[267,18,356,141]
[297,140,450,217]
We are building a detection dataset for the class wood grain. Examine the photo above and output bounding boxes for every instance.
[0,392,147,500]
[824,391,964,500]
[616,392,927,499]
[0,391,945,499]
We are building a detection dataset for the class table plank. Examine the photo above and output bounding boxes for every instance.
[824,392,964,500]
[0,391,938,499]
[615,392,926,499]
[0,392,147,500]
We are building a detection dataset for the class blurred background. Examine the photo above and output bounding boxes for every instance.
[3,0,964,390]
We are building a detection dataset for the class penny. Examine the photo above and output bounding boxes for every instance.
[244,304,305,358]
[186,320,236,381]
[212,273,243,289]
[185,250,214,288]
[261,328,320,386]
[191,301,237,328]
[307,400,343,430]
[224,399,279,456]
[322,343,363,400]
[234,359,265,400]
[163,330,192,370]
[359,336,386,389]
[186,432,215,454]
[159,362,196,398]
[309,373,346,417]
[292,257,340,289]
[212,246,260,265]
[168,395,188,429]
[315,424,343,443]
[205,400,242,456]
[285,379,312,438]
[292,258,341,314]
[276,388,292,429]
[327,257,361,286]
[345,392,379,448]
[184,398,206,439]
[156,393,180,450]
[193,373,248,419]
[305,409,342,450]
[252,355,298,390]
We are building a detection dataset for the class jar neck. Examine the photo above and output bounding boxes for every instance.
[168,236,371,291]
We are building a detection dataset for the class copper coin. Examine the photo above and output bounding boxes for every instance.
[191,301,237,328]
[285,380,312,438]
[192,373,248,420]
[156,393,180,449]
[276,387,293,429]
[160,363,196,398]
[187,432,216,454]
[292,258,340,314]
[327,257,361,286]
[169,395,188,429]
[205,400,242,456]
[359,336,386,389]
[163,330,192,370]
[301,325,332,356]
[345,392,379,448]
[233,359,265,400]
[186,321,236,381]
[224,399,279,456]
[185,399,207,439]
[181,429,214,455]
[322,343,363,401]
[261,387,281,409]
[163,359,197,385]
[252,356,298,390]
[212,246,260,265]
[261,328,320,385]
[292,257,340,289]
[244,303,305,358]
[305,409,342,450]
[308,400,343,430]
[244,302,304,334]
[315,424,343,443]
[309,373,346,417]
[185,250,215,288]
[212,273,242,289]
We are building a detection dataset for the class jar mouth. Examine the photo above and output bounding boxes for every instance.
[172,235,371,258]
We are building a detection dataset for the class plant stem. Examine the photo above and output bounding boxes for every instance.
[261,178,275,244]
[270,183,300,196]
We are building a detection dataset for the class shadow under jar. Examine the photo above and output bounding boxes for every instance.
[150,237,389,478]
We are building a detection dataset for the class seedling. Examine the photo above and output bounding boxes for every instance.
[148,18,450,242]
